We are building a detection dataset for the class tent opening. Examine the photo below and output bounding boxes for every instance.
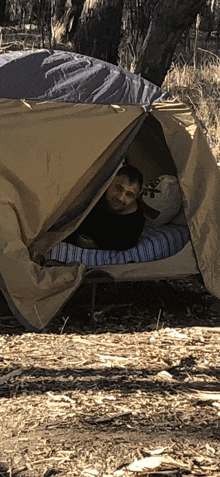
[126,113,177,181]
[49,112,193,273]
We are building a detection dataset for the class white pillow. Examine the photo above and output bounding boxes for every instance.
[141,175,183,226]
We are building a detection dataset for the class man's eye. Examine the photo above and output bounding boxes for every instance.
[127,193,134,198]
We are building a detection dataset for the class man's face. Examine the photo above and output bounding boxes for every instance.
[105,175,141,214]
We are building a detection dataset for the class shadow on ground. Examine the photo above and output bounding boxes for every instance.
[0,278,219,336]
[1,363,220,443]
[1,360,220,399]
[0,462,22,477]
[0,462,56,477]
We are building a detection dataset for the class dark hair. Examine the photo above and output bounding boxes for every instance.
[116,165,143,190]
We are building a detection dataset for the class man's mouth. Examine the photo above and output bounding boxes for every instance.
[107,198,125,211]
[113,203,124,209]
[113,199,124,206]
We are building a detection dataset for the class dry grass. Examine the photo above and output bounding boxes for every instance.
[163,51,220,162]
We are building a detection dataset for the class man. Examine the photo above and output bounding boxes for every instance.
[64,165,145,251]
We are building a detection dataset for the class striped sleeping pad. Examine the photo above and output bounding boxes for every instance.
[49,224,190,267]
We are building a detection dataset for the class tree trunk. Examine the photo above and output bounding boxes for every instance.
[119,0,158,77]
[51,0,68,45]
[121,0,206,86]
[72,0,124,65]
[51,0,84,46]
[50,0,206,85]
[0,0,7,25]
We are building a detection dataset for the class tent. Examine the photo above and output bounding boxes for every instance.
[0,49,219,332]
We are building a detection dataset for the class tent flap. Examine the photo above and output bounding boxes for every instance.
[0,96,146,330]
[0,203,86,330]
[152,100,220,299]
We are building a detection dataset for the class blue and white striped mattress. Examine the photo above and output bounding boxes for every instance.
[49,224,190,267]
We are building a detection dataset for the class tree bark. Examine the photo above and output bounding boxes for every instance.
[124,0,206,86]
[51,0,84,46]
[0,0,7,25]
[72,0,124,65]
[119,0,158,76]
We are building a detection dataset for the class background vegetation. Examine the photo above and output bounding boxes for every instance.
[163,52,220,163]
[0,0,220,161]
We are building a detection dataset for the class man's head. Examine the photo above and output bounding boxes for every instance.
[105,165,143,214]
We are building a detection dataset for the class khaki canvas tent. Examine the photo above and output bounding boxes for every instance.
[0,49,220,332]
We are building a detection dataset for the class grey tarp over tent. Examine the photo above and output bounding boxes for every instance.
[0,49,219,331]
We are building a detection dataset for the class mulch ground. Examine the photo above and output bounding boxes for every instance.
[0,279,220,477]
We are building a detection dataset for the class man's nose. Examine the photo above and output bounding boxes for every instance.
[117,191,126,202]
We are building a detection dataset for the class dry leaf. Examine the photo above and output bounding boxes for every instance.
[82,469,99,476]
[47,392,75,404]
[82,469,99,477]
[157,371,178,382]
[127,456,162,472]
[161,456,189,469]
[206,443,216,454]
[150,447,167,455]
[168,330,188,339]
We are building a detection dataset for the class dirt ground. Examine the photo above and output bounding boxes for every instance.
[0,279,220,477]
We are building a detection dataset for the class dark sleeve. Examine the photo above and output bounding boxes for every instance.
[64,207,145,251]
[119,210,145,250]
[63,203,102,245]
[103,210,145,251]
